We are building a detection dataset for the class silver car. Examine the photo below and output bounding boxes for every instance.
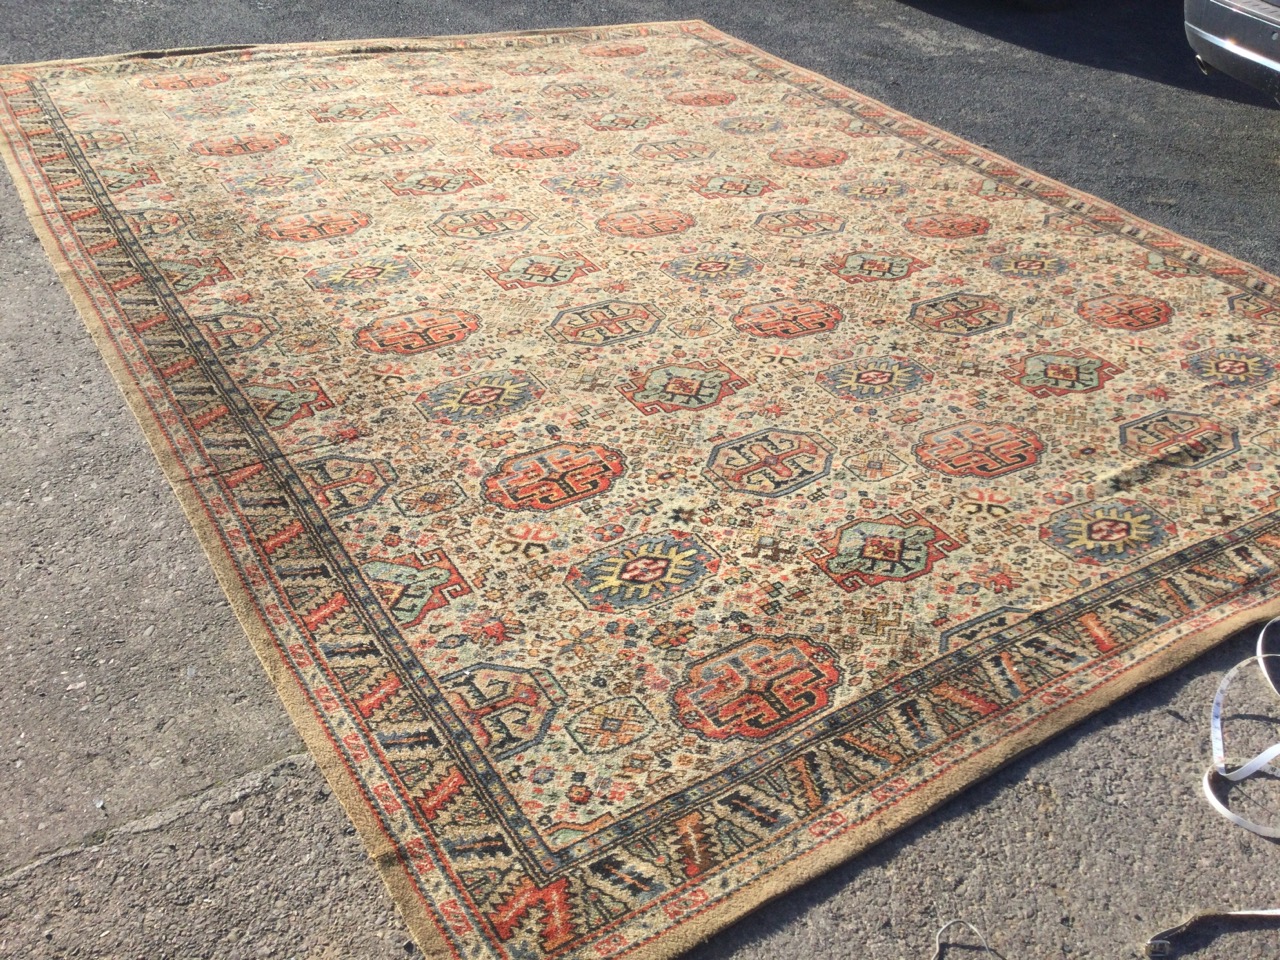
[1186,0,1280,101]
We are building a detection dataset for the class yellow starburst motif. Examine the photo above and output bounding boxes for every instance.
[590,544,700,600]
[1042,500,1174,564]
[1062,508,1153,554]
[565,531,720,612]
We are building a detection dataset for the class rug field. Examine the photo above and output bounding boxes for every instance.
[3,20,1279,959]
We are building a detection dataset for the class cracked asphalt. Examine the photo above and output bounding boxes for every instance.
[2,0,1279,957]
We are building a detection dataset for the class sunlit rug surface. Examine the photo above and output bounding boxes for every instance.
[4,20,1279,959]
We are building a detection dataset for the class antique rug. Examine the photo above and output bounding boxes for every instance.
[3,20,1279,959]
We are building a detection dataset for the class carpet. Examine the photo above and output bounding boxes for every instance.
[2,20,1278,959]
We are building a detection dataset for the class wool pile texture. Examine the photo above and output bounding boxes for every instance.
[3,21,1279,959]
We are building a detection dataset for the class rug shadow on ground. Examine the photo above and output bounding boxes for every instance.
[896,0,1277,108]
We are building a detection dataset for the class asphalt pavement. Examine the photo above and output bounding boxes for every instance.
[2,0,1279,957]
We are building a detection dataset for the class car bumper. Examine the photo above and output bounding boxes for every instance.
[1186,0,1280,100]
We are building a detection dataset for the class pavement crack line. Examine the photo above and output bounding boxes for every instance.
[0,750,314,885]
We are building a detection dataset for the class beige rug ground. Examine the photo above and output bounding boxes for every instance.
[2,20,1279,959]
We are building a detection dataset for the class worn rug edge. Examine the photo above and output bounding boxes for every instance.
[3,20,1279,960]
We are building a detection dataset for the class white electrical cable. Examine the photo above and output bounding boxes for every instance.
[929,919,996,960]
[1142,617,1280,957]
[1202,617,1280,836]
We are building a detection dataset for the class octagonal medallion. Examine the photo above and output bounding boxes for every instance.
[565,530,720,613]
[754,209,846,239]
[597,208,695,238]
[491,136,581,159]
[908,292,1012,336]
[1182,348,1276,387]
[809,510,961,591]
[345,134,434,156]
[1041,499,1176,565]
[903,213,990,239]
[704,428,834,498]
[661,252,762,285]
[633,139,715,162]
[817,355,933,402]
[305,256,420,293]
[486,252,598,290]
[1118,410,1239,469]
[1004,349,1122,397]
[355,307,480,354]
[416,370,545,424]
[987,251,1070,280]
[673,635,840,741]
[692,174,779,199]
[769,145,848,168]
[826,250,929,284]
[618,360,748,414]
[585,112,664,131]
[429,208,535,240]
[733,298,844,339]
[259,209,370,243]
[1228,292,1280,326]
[542,172,632,195]
[1076,295,1172,331]
[549,301,663,347]
[913,420,1045,479]
[483,441,626,512]
[382,168,484,196]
